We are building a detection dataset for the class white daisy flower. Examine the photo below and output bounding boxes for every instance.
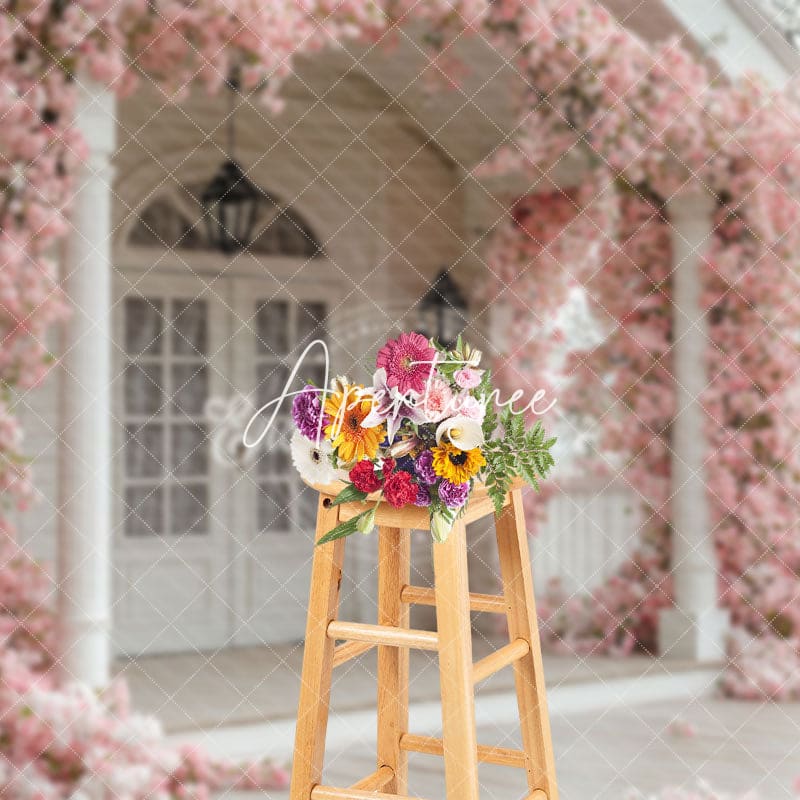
[290,429,338,485]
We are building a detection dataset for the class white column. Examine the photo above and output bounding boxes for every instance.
[659,186,729,662]
[57,79,116,688]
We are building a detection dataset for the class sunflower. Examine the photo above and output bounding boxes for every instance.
[324,384,385,463]
[431,442,486,484]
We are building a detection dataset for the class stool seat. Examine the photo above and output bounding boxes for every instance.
[290,484,558,800]
[305,476,526,529]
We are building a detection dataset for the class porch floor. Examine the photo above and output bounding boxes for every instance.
[117,637,700,733]
[273,697,800,799]
[118,643,800,798]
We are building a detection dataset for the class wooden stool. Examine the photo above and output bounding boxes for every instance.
[290,481,558,800]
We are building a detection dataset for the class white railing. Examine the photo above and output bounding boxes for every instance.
[531,477,643,595]
[342,476,644,624]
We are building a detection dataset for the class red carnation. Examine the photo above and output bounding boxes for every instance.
[383,470,417,509]
[349,460,382,493]
[381,458,396,476]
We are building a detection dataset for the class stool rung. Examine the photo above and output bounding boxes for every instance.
[332,640,374,667]
[327,620,439,651]
[311,787,424,800]
[400,733,527,768]
[349,766,394,791]
[400,585,507,614]
[472,638,530,684]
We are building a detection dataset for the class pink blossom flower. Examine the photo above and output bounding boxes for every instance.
[0,542,290,797]
[454,367,483,389]
[666,718,697,739]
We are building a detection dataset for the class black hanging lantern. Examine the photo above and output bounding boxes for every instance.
[417,268,468,348]
[201,70,263,254]
[201,160,262,254]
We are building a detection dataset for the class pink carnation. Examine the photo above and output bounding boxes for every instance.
[453,393,486,423]
[419,377,453,422]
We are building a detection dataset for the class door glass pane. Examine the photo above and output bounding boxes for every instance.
[171,424,208,477]
[256,301,289,354]
[121,291,212,539]
[172,364,208,416]
[125,424,164,479]
[256,363,290,409]
[296,301,327,345]
[171,484,208,534]
[125,486,164,536]
[172,300,207,355]
[125,363,164,415]
[125,298,163,355]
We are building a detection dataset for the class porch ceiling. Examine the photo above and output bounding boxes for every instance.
[115,2,715,197]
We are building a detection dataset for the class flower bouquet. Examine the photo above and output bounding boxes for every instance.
[290,333,556,544]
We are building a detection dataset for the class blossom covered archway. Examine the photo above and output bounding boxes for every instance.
[3,0,800,794]
[480,2,800,699]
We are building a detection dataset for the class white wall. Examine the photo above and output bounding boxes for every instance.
[666,0,799,88]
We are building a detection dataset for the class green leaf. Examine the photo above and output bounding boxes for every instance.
[482,403,498,441]
[329,484,369,506]
[316,509,374,545]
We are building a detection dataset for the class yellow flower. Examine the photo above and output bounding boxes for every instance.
[431,443,486,484]
[324,384,384,463]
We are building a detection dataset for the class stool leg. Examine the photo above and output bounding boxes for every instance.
[495,489,558,800]
[376,527,411,793]
[432,519,480,800]
[290,496,346,800]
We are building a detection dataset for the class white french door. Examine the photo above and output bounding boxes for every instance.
[227,278,330,646]
[112,269,337,654]
[112,274,233,655]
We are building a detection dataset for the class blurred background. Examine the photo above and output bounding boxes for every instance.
[3,1,800,798]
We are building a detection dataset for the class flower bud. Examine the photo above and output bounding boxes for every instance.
[389,436,419,458]
[356,504,378,535]
[467,348,482,368]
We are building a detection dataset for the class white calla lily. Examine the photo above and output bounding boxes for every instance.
[435,416,484,450]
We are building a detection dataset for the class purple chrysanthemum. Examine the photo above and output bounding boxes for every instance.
[438,479,469,508]
[414,484,432,507]
[292,385,326,441]
[414,449,437,485]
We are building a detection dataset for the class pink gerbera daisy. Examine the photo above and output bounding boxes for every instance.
[376,332,436,395]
